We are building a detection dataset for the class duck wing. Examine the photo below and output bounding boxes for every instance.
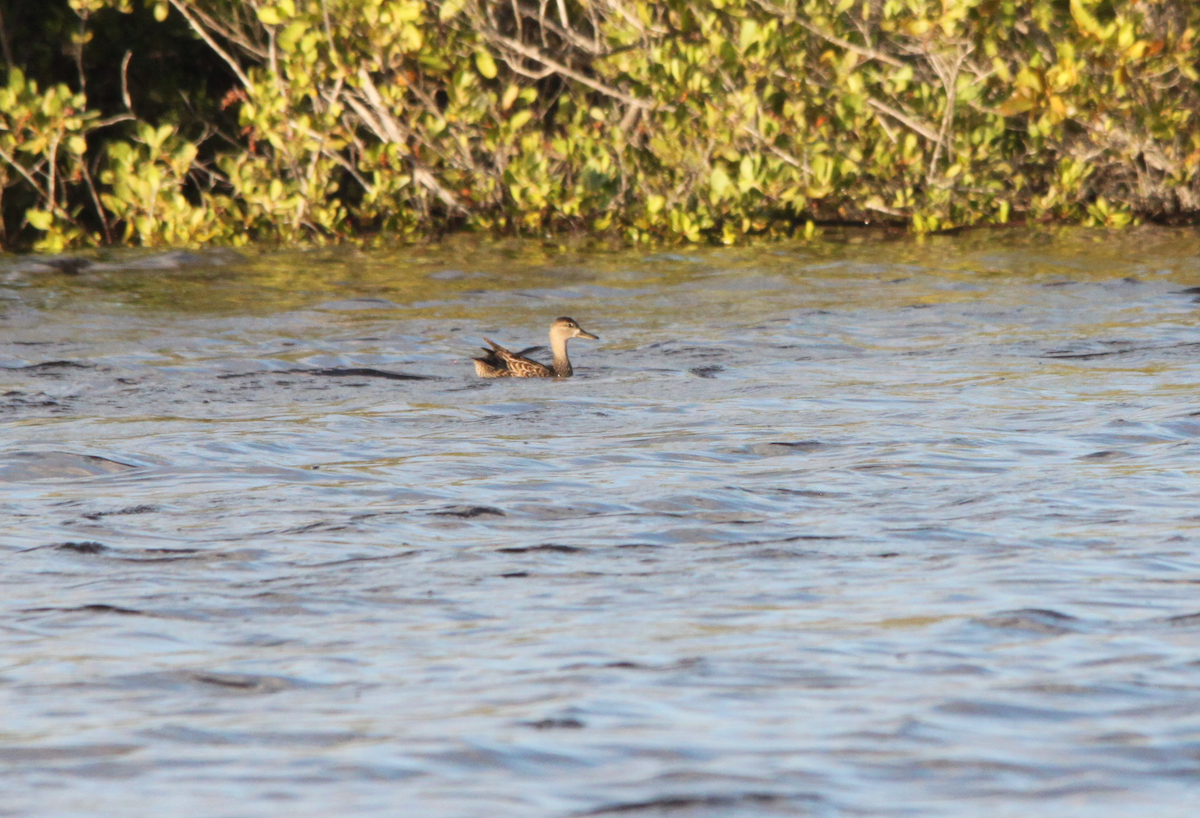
[483,337,553,378]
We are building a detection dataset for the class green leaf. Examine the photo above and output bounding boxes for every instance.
[474,49,498,79]
[439,0,467,22]
[257,6,283,26]
[1069,0,1103,37]
[500,84,519,111]
[26,209,54,231]
[508,109,533,130]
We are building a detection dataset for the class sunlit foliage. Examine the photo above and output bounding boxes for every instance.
[1,0,1198,249]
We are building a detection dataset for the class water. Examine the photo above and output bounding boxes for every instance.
[3,229,1200,817]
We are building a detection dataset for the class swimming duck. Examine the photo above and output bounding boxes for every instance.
[473,317,598,378]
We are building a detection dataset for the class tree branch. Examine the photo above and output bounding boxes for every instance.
[865,97,941,143]
[486,32,654,109]
[167,0,253,90]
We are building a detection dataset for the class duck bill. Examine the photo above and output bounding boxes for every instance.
[576,330,599,340]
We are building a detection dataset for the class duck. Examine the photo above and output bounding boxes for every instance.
[473,317,598,378]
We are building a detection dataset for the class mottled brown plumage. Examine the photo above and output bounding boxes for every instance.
[473,317,598,378]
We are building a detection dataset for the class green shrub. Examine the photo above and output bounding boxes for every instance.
[0,0,1197,249]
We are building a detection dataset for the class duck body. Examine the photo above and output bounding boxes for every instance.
[473,317,598,378]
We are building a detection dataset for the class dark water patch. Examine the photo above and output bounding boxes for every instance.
[755,488,849,499]
[725,547,822,560]
[50,541,109,554]
[972,609,1085,635]
[497,544,584,554]
[279,520,351,534]
[100,547,210,563]
[937,701,1087,721]
[0,452,139,480]
[5,360,95,374]
[21,603,143,616]
[562,658,704,672]
[747,441,827,457]
[0,390,64,409]
[303,550,423,568]
[1161,611,1200,627]
[0,744,139,763]
[315,298,400,310]
[11,256,93,275]
[81,505,158,520]
[579,792,820,816]
[1079,450,1129,460]
[132,547,203,556]
[522,717,586,730]
[431,505,506,518]
[113,670,316,695]
[6,249,244,276]
[689,365,723,378]
[87,249,245,272]
[730,534,846,546]
[219,366,436,381]
[1042,341,1200,360]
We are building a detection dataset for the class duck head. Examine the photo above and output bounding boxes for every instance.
[551,317,598,342]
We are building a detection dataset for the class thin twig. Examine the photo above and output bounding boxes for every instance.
[0,145,47,197]
[120,51,134,113]
[74,8,89,96]
[94,113,137,129]
[167,0,253,89]
[180,0,268,60]
[487,32,653,108]
[354,70,407,143]
[796,19,905,68]
[865,201,904,217]
[343,74,467,212]
[47,133,60,216]
[316,143,374,195]
[925,44,970,185]
[745,0,906,68]
[865,97,941,143]
[81,160,112,244]
[743,122,806,170]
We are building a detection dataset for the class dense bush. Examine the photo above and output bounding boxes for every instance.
[1,0,1198,250]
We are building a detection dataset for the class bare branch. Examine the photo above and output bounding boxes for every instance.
[120,51,134,113]
[81,160,112,244]
[168,0,253,90]
[0,145,46,198]
[344,72,468,213]
[745,0,906,68]
[865,97,941,143]
[486,32,653,108]
[743,122,806,171]
[178,0,268,60]
[796,19,905,68]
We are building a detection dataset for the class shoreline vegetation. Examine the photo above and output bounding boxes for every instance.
[1,1,1198,252]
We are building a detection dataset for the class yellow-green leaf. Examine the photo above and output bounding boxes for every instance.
[26,209,55,231]
[439,0,467,22]
[474,49,497,79]
[257,6,283,26]
[508,109,533,130]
